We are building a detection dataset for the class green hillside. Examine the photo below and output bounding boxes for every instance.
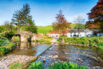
[37,24,85,34]
[37,25,53,34]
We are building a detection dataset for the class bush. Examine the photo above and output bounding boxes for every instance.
[28,62,88,69]
[0,37,10,46]
[28,62,44,69]
[0,42,16,56]
[49,62,88,69]
[5,42,16,50]
[4,31,15,39]
[58,36,103,49]
[0,37,16,56]
[0,47,8,56]
[40,38,52,44]
[11,36,20,42]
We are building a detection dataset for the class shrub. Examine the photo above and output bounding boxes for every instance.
[4,31,15,40]
[40,38,52,44]
[0,37,16,56]
[49,62,88,69]
[0,37,10,46]
[11,36,20,42]
[0,42,16,56]
[5,42,16,51]
[59,36,103,49]
[0,47,8,56]
[28,62,88,69]
[28,62,44,69]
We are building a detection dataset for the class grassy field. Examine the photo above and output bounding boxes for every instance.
[37,25,53,34]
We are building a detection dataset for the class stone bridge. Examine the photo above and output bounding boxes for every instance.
[15,31,37,49]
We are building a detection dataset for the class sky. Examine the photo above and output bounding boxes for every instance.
[0,0,98,26]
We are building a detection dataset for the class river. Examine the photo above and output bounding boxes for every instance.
[36,45,103,69]
[7,43,103,69]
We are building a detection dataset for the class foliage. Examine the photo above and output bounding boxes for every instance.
[9,63,24,69]
[86,0,103,30]
[12,4,37,33]
[28,62,88,69]
[73,16,85,29]
[0,42,16,56]
[0,22,16,39]
[4,21,15,32]
[25,25,37,33]
[11,36,20,42]
[70,24,85,29]
[0,26,5,32]
[0,37,10,46]
[49,62,88,69]
[12,4,30,28]
[52,10,71,34]
[0,47,8,56]
[5,42,16,50]
[60,36,103,49]
[28,61,44,69]
[3,31,15,40]
[0,37,16,56]
[40,37,52,44]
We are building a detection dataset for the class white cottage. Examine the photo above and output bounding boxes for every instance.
[67,29,93,37]
[47,31,60,38]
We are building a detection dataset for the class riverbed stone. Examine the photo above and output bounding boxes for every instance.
[0,55,36,69]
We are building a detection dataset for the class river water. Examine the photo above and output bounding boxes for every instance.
[8,43,51,56]
[8,43,103,69]
[36,45,103,69]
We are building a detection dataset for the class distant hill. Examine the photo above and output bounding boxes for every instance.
[37,24,85,34]
[37,25,53,34]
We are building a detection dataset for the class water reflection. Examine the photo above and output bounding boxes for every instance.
[8,42,50,56]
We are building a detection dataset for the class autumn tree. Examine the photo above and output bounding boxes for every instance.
[86,0,103,31]
[53,10,70,34]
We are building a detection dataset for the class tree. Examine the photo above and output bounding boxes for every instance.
[52,10,71,34]
[86,0,103,31]
[0,26,5,33]
[4,21,14,32]
[24,18,37,33]
[3,21,15,39]
[74,16,85,29]
[12,4,37,33]
[12,4,30,29]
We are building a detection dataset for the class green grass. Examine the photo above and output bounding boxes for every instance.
[37,25,53,34]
